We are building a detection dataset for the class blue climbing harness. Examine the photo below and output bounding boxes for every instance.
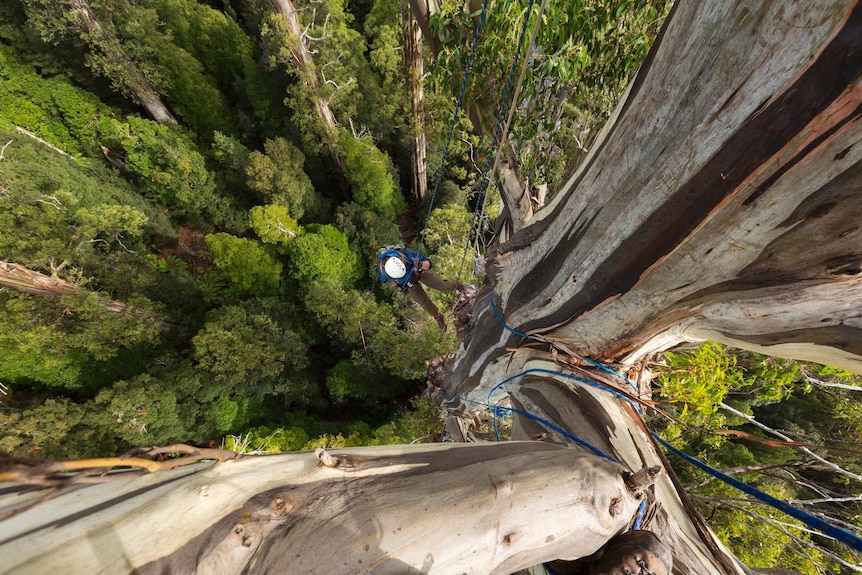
[378,246,427,289]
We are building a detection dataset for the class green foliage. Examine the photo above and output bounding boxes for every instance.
[0,291,163,390]
[337,130,405,220]
[1,0,465,469]
[0,44,111,156]
[249,204,301,249]
[429,0,670,198]
[226,395,444,453]
[326,359,363,403]
[422,202,480,284]
[654,343,862,574]
[0,129,175,265]
[246,137,319,220]
[334,201,401,268]
[286,224,363,288]
[657,342,803,429]
[302,278,457,381]
[191,300,312,404]
[102,117,217,218]
[204,232,283,296]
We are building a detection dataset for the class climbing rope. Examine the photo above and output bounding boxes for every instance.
[439,379,647,532]
[448,367,862,553]
[488,294,639,394]
[457,0,548,280]
[420,0,490,254]
[654,433,862,553]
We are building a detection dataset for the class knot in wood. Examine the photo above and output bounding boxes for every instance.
[624,466,661,496]
[316,448,340,468]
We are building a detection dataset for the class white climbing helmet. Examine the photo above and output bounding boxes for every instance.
[384,256,407,279]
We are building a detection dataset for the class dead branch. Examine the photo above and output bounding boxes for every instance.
[0,140,12,161]
[0,445,238,487]
[321,57,355,90]
[719,402,862,483]
[302,12,330,42]
[15,127,73,158]
[804,374,862,392]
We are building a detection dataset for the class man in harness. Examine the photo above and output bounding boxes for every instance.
[378,246,463,332]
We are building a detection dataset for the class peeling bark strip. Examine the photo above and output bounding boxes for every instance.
[508,2,862,334]
[0,443,643,575]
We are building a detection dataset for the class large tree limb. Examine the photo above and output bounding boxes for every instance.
[0,261,172,331]
[65,0,176,124]
[269,0,347,178]
[0,442,647,575]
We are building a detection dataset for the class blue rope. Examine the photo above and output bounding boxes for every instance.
[582,356,639,394]
[457,0,537,279]
[489,294,641,398]
[421,0,490,252]
[442,387,647,537]
[489,294,535,340]
[446,391,616,461]
[485,367,639,414]
[632,500,646,531]
[653,433,862,553]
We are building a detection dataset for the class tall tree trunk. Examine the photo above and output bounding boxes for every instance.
[404,5,428,203]
[269,0,347,179]
[65,0,177,124]
[408,0,533,230]
[0,261,172,330]
[450,0,862,399]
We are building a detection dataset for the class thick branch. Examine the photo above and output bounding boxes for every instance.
[0,443,643,575]
[465,0,862,373]
[0,261,173,331]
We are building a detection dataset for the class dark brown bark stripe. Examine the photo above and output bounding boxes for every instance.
[507,3,862,335]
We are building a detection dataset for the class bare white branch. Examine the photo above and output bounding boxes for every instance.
[320,55,355,90]
[33,195,64,210]
[790,495,862,505]
[0,140,12,161]
[719,402,862,482]
[15,127,73,158]
[115,234,135,253]
[303,13,330,42]
[805,374,862,392]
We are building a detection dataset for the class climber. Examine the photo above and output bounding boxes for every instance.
[378,245,463,332]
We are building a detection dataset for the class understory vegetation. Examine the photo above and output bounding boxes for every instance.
[652,343,862,574]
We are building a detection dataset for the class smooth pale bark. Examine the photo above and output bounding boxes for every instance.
[448,0,862,400]
[406,0,440,56]
[502,356,744,575]
[404,5,428,202]
[3,3,858,575]
[0,443,645,575]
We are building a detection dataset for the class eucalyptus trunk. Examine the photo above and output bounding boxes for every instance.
[269,0,347,178]
[404,4,428,202]
[448,0,862,401]
[1,444,650,575]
